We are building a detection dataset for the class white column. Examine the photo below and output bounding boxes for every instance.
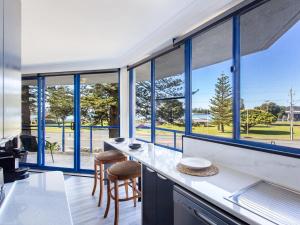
[119,67,129,137]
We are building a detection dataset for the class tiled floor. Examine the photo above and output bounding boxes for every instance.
[64,175,141,225]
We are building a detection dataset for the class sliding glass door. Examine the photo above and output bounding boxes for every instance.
[20,72,120,172]
[80,72,119,170]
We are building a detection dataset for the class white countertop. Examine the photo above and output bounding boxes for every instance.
[0,171,73,225]
[106,139,276,225]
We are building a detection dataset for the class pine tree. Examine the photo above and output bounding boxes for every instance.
[209,73,232,132]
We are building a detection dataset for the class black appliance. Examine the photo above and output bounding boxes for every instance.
[173,185,247,225]
[0,137,29,183]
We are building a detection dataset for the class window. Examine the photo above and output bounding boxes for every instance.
[155,47,185,149]
[191,19,233,138]
[134,62,152,142]
[21,79,38,164]
[129,0,300,155]
[240,0,300,149]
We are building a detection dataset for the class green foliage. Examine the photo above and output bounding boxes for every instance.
[22,84,38,133]
[156,100,184,124]
[46,86,73,124]
[240,109,276,132]
[209,73,232,132]
[254,101,286,120]
[136,76,184,124]
[45,140,59,152]
[136,81,151,122]
[80,83,119,126]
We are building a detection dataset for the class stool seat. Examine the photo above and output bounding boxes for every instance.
[108,161,141,180]
[95,150,126,163]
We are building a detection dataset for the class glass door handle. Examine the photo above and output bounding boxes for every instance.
[71,122,75,130]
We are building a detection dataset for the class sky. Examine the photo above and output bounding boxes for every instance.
[192,20,300,110]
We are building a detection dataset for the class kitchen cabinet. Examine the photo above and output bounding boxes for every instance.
[142,165,174,225]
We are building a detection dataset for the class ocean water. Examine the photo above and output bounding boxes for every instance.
[192,113,211,122]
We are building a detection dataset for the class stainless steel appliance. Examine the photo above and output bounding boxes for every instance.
[174,185,246,225]
[0,138,29,183]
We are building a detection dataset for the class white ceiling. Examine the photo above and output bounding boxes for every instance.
[21,0,243,74]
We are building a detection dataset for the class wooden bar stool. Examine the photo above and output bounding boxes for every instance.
[91,150,127,207]
[104,161,141,225]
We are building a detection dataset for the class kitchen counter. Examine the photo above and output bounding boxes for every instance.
[105,139,276,225]
[0,171,73,225]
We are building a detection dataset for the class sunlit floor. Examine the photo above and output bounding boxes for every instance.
[64,175,141,225]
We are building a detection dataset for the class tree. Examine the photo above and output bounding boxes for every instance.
[46,86,73,126]
[136,81,151,122]
[136,76,185,125]
[80,83,119,137]
[209,73,232,132]
[240,109,276,132]
[156,100,184,124]
[254,101,284,120]
[21,84,37,135]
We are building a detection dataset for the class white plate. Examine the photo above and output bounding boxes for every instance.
[179,157,212,169]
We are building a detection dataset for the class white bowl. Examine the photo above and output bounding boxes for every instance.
[179,157,212,169]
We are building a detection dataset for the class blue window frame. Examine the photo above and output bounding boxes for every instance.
[20,70,121,173]
[129,0,300,158]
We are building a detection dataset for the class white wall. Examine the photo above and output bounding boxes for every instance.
[119,67,129,137]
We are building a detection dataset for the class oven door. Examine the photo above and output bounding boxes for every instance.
[173,185,246,225]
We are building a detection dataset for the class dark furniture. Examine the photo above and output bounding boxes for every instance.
[19,135,55,163]
[0,138,29,183]
[174,185,247,225]
[142,165,174,225]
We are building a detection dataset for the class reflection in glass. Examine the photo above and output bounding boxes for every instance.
[134,62,151,142]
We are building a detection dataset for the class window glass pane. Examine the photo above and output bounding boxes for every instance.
[155,46,185,150]
[191,19,233,138]
[45,76,74,168]
[80,73,119,170]
[240,0,300,148]
[21,79,38,164]
[134,62,151,142]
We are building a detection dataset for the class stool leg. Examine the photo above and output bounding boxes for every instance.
[98,163,104,207]
[92,163,97,196]
[124,180,129,199]
[104,179,111,218]
[114,180,119,225]
[132,178,137,207]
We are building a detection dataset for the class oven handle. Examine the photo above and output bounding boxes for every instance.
[193,209,218,225]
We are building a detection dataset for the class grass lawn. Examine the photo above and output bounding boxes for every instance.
[136,121,300,141]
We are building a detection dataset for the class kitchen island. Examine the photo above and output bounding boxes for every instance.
[105,139,277,225]
[0,171,73,225]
